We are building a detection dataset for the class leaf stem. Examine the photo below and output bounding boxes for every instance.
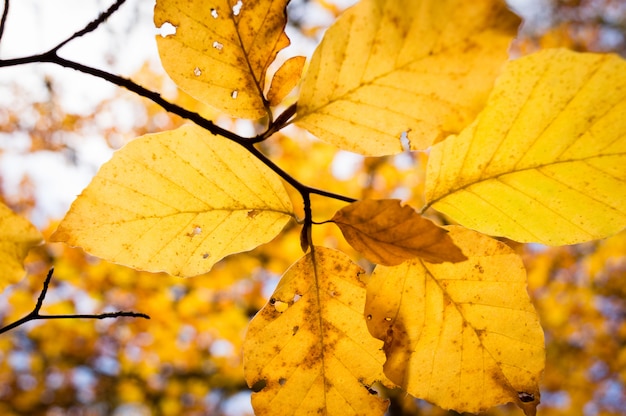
[0,268,149,335]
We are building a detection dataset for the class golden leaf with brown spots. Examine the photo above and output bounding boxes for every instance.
[244,247,391,415]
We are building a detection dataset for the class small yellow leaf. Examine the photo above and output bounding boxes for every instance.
[425,48,626,245]
[295,0,520,155]
[332,199,466,265]
[51,124,294,277]
[244,247,390,415]
[0,202,42,291]
[155,0,290,119]
[365,226,544,414]
[267,56,306,107]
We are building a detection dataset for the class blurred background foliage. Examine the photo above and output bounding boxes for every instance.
[0,0,625,414]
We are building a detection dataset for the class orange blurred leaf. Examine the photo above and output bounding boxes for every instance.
[0,202,42,291]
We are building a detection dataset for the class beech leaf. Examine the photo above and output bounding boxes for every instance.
[425,48,626,245]
[365,226,544,415]
[154,0,290,119]
[332,199,466,265]
[51,124,294,277]
[0,202,43,291]
[267,56,306,107]
[244,247,390,415]
[295,0,520,155]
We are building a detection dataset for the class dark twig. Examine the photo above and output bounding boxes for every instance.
[52,0,127,52]
[0,268,149,335]
[0,0,9,44]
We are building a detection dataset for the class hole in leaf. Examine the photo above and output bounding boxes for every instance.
[400,131,410,152]
[187,225,202,237]
[384,317,392,321]
[518,392,535,403]
[251,379,266,392]
[231,90,238,99]
[210,8,218,18]
[278,378,286,386]
[273,300,288,313]
[193,67,202,76]
[232,0,243,15]
[212,41,223,51]
[293,293,302,303]
[157,22,177,37]
[366,314,372,320]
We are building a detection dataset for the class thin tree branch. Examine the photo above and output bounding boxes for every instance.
[44,52,258,144]
[0,0,9,44]
[52,0,127,52]
[0,268,149,335]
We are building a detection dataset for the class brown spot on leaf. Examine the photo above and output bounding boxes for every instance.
[250,379,266,392]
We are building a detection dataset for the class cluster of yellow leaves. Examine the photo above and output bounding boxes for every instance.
[2,0,626,414]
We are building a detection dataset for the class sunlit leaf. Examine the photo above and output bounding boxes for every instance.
[295,0,520,156]
[332,199,466,265]
[425,48,626,245]
[154,0,290,119]
[267,56,306,107]
[0,202,42,291]
[51,124,294,277]
[244,247,390,415]
[365,226,544,415]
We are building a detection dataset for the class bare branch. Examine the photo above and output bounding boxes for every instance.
[0,0,9,44]
[0,268,149,335]
[53,0,127,52]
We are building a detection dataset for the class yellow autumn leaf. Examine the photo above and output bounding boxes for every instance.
[0,202,43,291]
[365,226,544,415]
[425,48,626,245]
[244,246,390,415]
[51,124,294,277]
[154,0,290,119]
[332,199,466,265]
[267,56,306,107]
[295,0,520,156]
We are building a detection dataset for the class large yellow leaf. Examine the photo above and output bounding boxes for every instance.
[365,226,544,415]
[332,199,466,265]
[294,0,520,156]
[154,0,290,119]
[425,48,626,245]
[0,202,42,291]
[51,124,294,277]
[244,247,390,415]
